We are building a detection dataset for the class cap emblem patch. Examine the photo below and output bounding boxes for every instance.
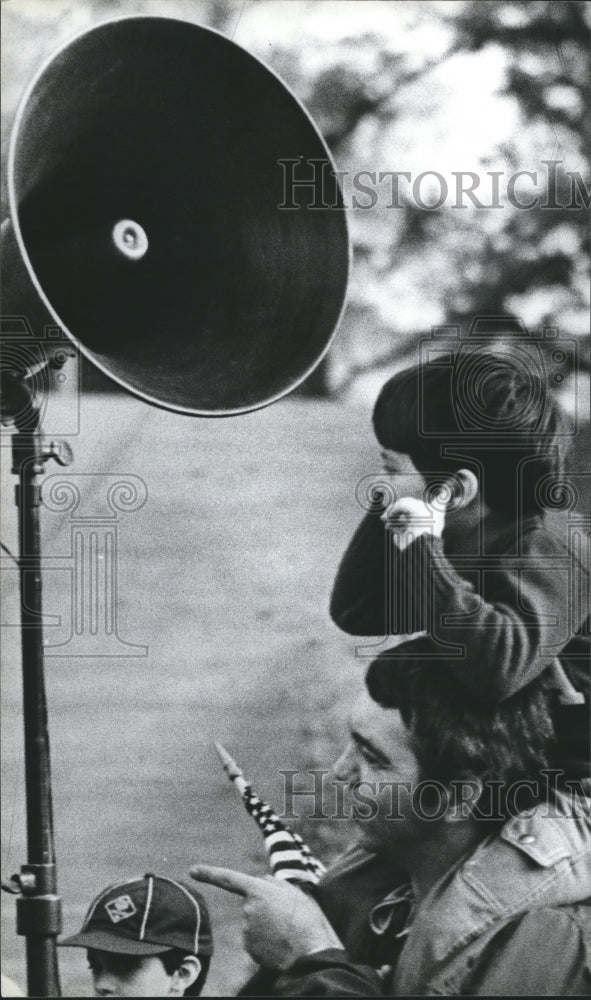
[105,894,137,923]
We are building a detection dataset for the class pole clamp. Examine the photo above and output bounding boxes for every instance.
[16,894,63,937]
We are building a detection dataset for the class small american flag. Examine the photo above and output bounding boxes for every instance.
[215,742,326,885]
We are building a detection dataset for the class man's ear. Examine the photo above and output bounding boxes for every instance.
[453,468,479,509]
[171,956,201,995]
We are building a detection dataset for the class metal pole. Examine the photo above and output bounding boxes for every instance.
[11,411,62,998]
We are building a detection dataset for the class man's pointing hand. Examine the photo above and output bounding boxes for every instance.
[191,864,343,970]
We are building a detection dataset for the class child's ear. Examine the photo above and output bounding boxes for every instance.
[454,468,479,509]
[171,956,201,994]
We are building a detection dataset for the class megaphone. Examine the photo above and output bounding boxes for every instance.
[2,15,349,415]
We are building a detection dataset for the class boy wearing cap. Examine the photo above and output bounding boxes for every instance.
[60,873,212,997]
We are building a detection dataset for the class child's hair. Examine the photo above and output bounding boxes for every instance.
[159,949,211,996]
[373,351,569,514]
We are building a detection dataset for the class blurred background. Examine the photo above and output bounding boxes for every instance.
[1,1,589,996]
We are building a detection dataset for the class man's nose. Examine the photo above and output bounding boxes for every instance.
[332,743,358,782]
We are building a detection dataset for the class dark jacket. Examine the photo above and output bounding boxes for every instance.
[330,509,590,776]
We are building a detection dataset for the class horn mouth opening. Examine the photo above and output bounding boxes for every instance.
[7,16,349,416]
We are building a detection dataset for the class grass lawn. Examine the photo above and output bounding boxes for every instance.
[1,389,381,997]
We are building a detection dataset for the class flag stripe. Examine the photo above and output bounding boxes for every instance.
[265,848,312,864]
[221,752,326,885]
[265,833,303,849]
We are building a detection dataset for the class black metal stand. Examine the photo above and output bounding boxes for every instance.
[3,372,72,998]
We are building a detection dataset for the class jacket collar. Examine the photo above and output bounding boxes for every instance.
[373,793,591,965]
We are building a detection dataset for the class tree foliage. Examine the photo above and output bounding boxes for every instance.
[3,1,589,394]
[259,2,589,392]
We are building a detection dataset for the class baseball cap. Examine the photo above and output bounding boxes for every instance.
[60,873,213,957]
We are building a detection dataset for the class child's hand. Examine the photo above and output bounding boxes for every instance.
[381,495,448,550]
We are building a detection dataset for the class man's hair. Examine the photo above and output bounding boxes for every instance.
[372,351,569,514]
[366,645,558,819]
[159,949,210,997]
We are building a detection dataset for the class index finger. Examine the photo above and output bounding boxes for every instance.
[190,864,267,897]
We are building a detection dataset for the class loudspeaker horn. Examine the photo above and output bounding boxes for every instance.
[2,16,349,415]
